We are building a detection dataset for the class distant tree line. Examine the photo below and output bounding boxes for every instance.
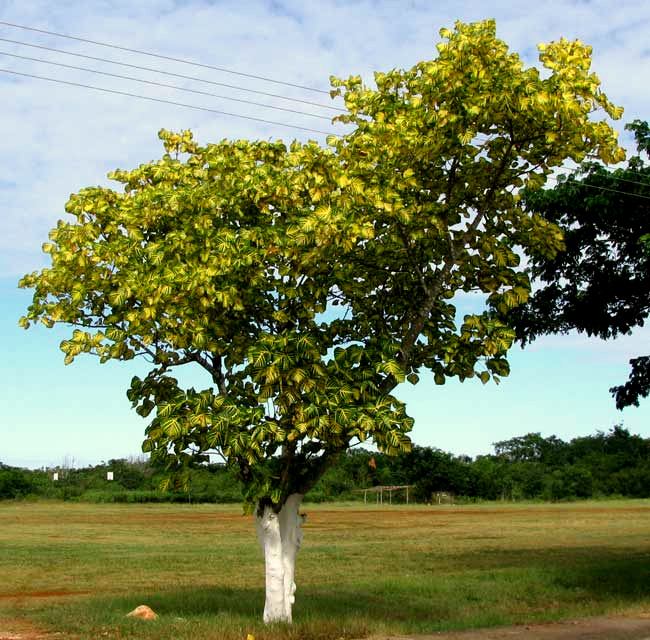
[2,425,650,503]
[0,457,241,503]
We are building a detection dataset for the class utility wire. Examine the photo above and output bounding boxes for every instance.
[5,71,644,187]
[0,36,343,112]
[553,169,650,190]
[0,50,333,120]
[0,20,331,95]
[547,175,650,201]
[1,42,647,193]
[2,68,648,186]
[0,68,335,136]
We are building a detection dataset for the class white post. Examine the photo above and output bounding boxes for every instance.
[255,493,304,624]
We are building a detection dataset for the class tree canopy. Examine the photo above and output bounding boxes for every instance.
[508,120,650,408]
[19,19,625,514]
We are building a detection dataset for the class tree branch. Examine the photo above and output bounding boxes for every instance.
[395,142,516,378]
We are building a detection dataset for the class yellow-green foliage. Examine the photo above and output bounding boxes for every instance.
[19,20,624,509]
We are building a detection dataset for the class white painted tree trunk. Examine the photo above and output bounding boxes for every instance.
[255,493,304,624]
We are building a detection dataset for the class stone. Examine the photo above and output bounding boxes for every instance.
[126,604,158,620]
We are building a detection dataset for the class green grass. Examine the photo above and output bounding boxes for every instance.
[2,500,650,638]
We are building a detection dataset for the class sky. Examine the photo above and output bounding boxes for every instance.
[1,0,650,469]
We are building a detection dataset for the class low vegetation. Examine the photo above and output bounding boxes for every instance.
[2,425,650,504]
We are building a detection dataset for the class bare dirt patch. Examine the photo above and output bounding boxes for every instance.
[0,618,60,640]
[381,615,650,640]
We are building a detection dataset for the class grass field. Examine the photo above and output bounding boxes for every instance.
[1,500,650,639]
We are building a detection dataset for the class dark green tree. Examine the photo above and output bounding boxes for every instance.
[0,464,34,499]
[493,432,568,465]
[507,120,650,408]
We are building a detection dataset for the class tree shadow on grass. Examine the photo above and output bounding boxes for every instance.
[80,583,450,628]
[45,586,382,640]
[30,546,650,638]
[141,585,265,617]
[95,546,650,623]
[447,545,650,600]
[299,546,650,631]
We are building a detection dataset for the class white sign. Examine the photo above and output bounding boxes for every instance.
[107,471,114,481]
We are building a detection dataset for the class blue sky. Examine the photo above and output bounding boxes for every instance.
[2,0,650,468]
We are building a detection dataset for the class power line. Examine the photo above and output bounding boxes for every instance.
[0,20,330,95]
[0,68,335,136]
[2,46,646,193]
[553,169,650,190]
[547,174,650,201]
[0,36,343,112]
[0,50,333,120]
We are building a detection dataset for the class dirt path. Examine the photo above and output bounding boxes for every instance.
[379,615,650,640]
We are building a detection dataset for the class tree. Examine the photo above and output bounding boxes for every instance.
[0,464,34,499]
[507,120,650,408]
[494,432,548,462]
[19,20,624,623]
[108,458,147,490]
[493,432,568,465]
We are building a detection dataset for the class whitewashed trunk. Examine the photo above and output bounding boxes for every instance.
[255,493,304,624]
